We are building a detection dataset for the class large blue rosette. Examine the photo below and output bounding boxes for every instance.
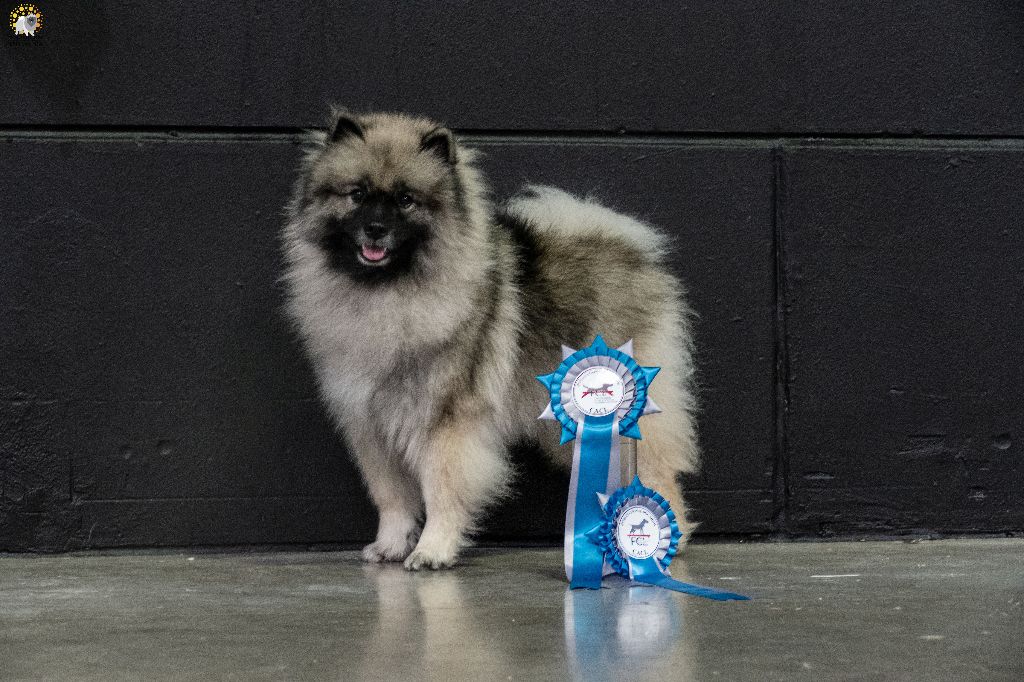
[539,335,750,601]
[537,335,660,589]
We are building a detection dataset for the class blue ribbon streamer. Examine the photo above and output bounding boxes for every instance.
[569,413,616,589]
[628,556,750,601]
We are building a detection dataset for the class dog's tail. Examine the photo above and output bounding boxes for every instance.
[503,185,670,260]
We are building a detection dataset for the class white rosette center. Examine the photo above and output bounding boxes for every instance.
[612,495,674,565]
[559,355,637,423]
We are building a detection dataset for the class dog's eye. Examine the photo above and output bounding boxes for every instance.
[397,193,415,210]
[349,188,366,204]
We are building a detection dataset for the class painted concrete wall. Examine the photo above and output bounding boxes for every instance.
[1,2,1021,549]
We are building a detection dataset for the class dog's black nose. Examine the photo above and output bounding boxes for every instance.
[365,222,387,239]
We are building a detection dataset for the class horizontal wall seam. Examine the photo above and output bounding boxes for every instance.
[72,487,774,504]
[5,126,1024,149]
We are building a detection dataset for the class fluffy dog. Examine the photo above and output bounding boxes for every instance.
[14,13,38,36]
[282,110,698,570]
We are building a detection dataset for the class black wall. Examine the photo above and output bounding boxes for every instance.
[1,2,1022,551]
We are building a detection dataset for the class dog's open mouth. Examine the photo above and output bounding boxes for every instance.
[358,244,390,266]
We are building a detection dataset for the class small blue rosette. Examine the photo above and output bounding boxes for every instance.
[591,477,749,601]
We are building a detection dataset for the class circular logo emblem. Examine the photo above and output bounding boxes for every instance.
[570,366,625,417]
[9,4,42,36]
[615,504,660,560]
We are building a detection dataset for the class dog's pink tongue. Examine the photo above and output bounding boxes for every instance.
[361,245,388,262]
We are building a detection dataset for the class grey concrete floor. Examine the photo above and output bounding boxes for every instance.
[1,539,1021,681]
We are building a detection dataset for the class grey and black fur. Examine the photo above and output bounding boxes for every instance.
[282,110,698,570]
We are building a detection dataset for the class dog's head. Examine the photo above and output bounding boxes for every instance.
[296,110,469,284]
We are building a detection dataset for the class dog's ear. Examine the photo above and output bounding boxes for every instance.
[421,127,457,165]
[329,109,365,143]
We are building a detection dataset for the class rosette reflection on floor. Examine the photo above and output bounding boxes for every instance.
[563,577,696,681]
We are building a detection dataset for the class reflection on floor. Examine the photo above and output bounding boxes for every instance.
[1,539,1021,680]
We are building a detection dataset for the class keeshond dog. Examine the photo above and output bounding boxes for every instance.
[282,110,698,570]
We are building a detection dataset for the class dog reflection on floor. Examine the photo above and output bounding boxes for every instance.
[354,565,513,679]
[354,558,697,681]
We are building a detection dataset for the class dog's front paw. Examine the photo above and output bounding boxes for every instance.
[362,533,419,564]
[403,545,457,571]
[361,542,405,563]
